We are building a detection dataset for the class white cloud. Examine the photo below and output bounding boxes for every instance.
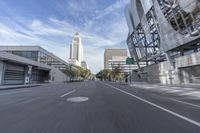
[0,0,129,73]
[29,19,67,36]
[0,22,43,44]
[95,0,129,19]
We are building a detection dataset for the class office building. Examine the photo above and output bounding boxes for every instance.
[104,49,128,69]
[0,46,69,71]
[0,46,70,85]
[107,56,140,73]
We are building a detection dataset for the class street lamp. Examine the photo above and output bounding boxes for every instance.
[69,62,72,82]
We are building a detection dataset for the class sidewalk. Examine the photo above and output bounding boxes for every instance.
[0,84,42,91]
[130,82,200,99]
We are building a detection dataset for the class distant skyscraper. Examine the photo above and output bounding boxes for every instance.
[69,32,83,66]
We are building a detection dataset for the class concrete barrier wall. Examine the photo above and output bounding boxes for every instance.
[179,66,200,84]
[49,68,69,83]
[133,62,179,84]
[176,52,200,84]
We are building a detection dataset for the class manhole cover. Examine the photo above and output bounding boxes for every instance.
[67,97,89,102]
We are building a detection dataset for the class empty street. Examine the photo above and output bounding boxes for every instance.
[0,81,200,133]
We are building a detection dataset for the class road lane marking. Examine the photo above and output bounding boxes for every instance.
[0,90,28,96]
[20,98,39,104]
[60,90,76,98]
[171,99,200,108]
[101,82,200,127]
[67,97,88,102]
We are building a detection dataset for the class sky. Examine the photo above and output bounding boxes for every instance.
[0,0,129,73]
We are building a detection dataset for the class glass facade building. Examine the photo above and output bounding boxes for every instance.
[1,46,69,71]
[8,51,38,61]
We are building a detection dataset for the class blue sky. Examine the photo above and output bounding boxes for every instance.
[0,0,129,73]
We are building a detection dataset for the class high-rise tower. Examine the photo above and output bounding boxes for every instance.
[69,32,83,66]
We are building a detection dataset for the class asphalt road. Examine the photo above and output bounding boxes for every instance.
[0,81,200,133]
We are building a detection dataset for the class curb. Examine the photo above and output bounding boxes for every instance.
[0,85,42,91]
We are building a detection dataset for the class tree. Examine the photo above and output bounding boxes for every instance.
[96,70,103,80]
[64,67,76,80]
[96,69,112,80]
[111,64,121,81]
[84,69,91,79]
[65,65,92,81]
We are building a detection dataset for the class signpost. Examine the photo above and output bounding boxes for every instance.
[126,57,134,84]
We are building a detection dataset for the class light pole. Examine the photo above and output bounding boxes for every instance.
[129,63,131,84]
[69,63,72,82]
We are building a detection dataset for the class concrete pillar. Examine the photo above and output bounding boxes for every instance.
[0,61,5,85]
[180,50,184,56]
[24,65,32,84]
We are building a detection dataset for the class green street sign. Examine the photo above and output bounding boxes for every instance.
[126,57,134,65]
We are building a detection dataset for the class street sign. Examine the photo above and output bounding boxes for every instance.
[126,57,134,65]
[126,57,134,84]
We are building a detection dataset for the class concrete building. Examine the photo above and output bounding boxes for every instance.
[0,46,69,85]
[69,32,83,66]
[125,0,200,84]
[107,56,143,73]
[104,49,128,69]
[0,46,68,72]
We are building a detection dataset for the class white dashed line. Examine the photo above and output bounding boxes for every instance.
[60,90,76,98]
